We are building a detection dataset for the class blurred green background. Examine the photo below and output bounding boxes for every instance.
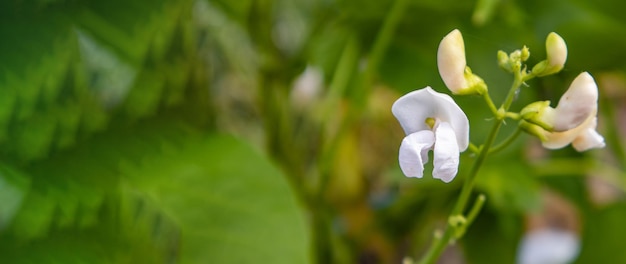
[1,0,626,263]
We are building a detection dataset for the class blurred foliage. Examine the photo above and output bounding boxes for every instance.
[2,0,626,263]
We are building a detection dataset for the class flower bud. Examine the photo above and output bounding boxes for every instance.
[497,50,511,72]
[532,32,567,77]
[437,29,487,95]
[520,101,555,131]
[546,33,567,68]
[521,45,530,62]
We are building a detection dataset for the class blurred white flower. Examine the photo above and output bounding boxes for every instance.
[437,29,486,95]
[392,87,469,183]
[517,229,580,264]
[290,66,323,108]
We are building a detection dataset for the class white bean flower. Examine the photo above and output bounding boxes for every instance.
[437,29,486,95]
[392,87,469,183]
[522,72,605,151]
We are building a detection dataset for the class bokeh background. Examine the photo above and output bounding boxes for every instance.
[1,0,626,263]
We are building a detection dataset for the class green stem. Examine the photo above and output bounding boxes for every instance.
[465,194,487,225]
[482,92,498,116]
[417,100,504,264]
[323,37,359,119]
[468,143,480,155]
[452,107,503,215]
[316,37,359,199]
[360,0,409,100]
[418,72,525,264]
[489,127,522,154]
[503,71,523,110]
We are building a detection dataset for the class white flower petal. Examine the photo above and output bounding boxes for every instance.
[433,122,460,183]
[553,72,598,131]
[572,120,605,151]
[542,111,604,152]
[399,131,435,178]
[542,117,589,150]
[437,29,467,93]
[517,229,580,264]
[392,87,470,151]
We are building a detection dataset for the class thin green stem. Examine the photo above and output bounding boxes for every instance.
[465,194,486,225]
[317,36,359,201]
[360,0,408,102]
[503,71,523,110]
[322,36,359,119]
[451,110,504,215]
[468,143,480,154]
[505,112,521,120]
[489,127,522,154]
[418,71,526,264]
[418,107,504,264]
[482,92,498,116]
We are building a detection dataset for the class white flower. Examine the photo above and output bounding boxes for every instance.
[517,229,580,264]
[437,29,486,95]
[392,87,469,183]
[541,72,605,151]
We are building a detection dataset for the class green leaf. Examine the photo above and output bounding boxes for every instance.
[1,120,310,263]
[121,132,311,263]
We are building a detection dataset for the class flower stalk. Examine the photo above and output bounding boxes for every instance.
[392,29,604,264]
[418,66,532,264]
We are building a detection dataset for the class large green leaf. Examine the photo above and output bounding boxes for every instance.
[1,121,310,263]
[120,131,311,263]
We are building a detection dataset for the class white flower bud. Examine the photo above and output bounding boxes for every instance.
[437,29,486,95]
[546,32,567,71]
[438,29,467,92]
[532,32,568,77]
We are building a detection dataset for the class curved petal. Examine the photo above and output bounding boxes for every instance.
[433,122,460,183]
[399,130,435,178]
[542,112,603,151]
[572,118,605,151]
[542,120,587,150]
[553,72,598,131]
[437,29,467,93]
[391,87,469,151]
